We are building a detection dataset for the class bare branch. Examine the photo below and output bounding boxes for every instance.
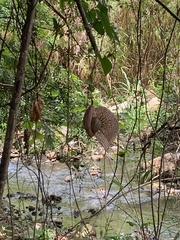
[74,0,100,57]
[155,0,180,22]
[43,0,66,23]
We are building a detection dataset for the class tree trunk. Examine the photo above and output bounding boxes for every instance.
[0,0,37,202]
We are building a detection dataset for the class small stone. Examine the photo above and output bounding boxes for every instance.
[46,151,57,160]
[49,194,62,202]
[147,97,160,113]
[88,208,97,215]
[35,223,42,230]
[26,193,37,201]
[28,205,35,212]
[64,174,75,182]
[80,224,96,238]
[57,236,68,240]
[89,166,101,177]
[6,193,15,198]
[73,210,80,218]
[91,154,104,162]
[54,220,63,228]
[31,211,37,216]
[38,211,44,216]
[10,151,19,158]
[110,145,118,151]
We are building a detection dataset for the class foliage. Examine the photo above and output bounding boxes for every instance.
[0,0,180,239]
[23,226,55,240]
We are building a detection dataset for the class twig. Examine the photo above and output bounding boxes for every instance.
[155,0,180,22]
[74,0,100,57]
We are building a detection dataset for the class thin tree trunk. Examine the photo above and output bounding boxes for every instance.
[0,0,37,202]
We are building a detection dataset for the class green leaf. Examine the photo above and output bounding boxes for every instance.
[100,56,112,75]
[87,8,97,22]
[23,121,34,129]
[45,135,55,149]
[126,221,136,227]
[53,18,58,31]
[99,82,111,98]
[118,151,126,157]
[96,2,119,42]
[93,20,105,35]
[81,0,89,11]
[43,123,54,135]
[140,170,152,184]
[2,49,16,69]
[71,106,86,113]
[112,179,124,189]
[33,130,44,142]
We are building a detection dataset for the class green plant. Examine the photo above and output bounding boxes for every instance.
[23,225,55,240]
[0,0,180,239]
[0,226,7,239]
[105,234,134,240]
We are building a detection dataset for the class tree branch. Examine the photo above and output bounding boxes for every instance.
[0,0,37,202]
[155,0,180,22]
[43,0,67,23]
[74,0,100,57]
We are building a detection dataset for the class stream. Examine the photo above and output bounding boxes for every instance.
[2,153,180,239]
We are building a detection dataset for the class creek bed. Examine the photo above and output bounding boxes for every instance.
[1,155,180,239]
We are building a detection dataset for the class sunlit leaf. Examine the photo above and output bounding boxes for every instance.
[71,106,86,113]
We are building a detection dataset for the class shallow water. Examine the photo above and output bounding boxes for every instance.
[3,156,180,239]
